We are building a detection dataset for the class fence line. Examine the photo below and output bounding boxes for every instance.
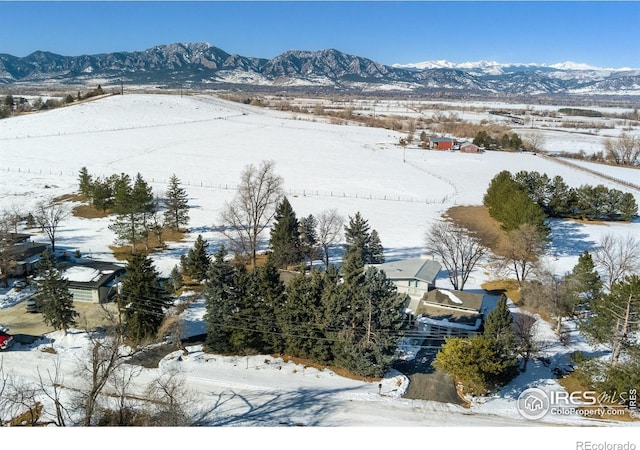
[1,166,452,205]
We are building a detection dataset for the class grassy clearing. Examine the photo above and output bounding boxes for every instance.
[446,205,524,302]
[72,204,110,219]
[54,193,86,203]
[54,192,111,219]
[109,227,187,261]
[481,279,521,303]
[444,205,506,252]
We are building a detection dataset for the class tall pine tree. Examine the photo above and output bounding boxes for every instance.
[109,173,155,253]
[299,214,318,270]
[566,250,603,309]
[121,253,168,343]
[163,174,190,231]
[280,269,329,361]
[344,211,371,263]
[182,234,211,282]
[368,229,385,264]
[34,249,78,335]
[203,246,238,353]
[268,197,302,269]
[483,294,516,358]
[78,167,93,197]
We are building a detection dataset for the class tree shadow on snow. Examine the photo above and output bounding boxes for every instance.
[547,219,597,258]
[192,385,362,426]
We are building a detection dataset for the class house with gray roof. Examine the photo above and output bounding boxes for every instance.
[367,256,441,314]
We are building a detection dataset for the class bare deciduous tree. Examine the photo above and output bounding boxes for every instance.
[146,366,193,426]
[522,133,546,153]
[512,312,543,371]
[593,233,640,290]
[424,221,488,290]
[0,373,40,426]
[108,363,144,425]
[520,271,575,338]
[316,208,345,269]
[75,310,138,426]
[603,133,640,166]
[219,160,284,269]
[493,223,547,286]
[34,198,69,253]
[1,204,23,234]
[36,357,71,426]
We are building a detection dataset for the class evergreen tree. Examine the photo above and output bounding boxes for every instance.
[169,265,183,292]
[433,335,516,395]
[182,235,210,282]
[483,294,516,358]
[344,211,371,263]
[580,275,640,365]
[268,197,302,268]
[109,173,155,253]
[483,171,547,233]
[357,266,406,375]
[121,253,168,343]
[298,214,318,270]
[203,246,238,353]
[334,252,405,377]
[230,268,263,352]
[163,174,190,231]
[368,229,385,264]
[90,177,114,211]
[618,192,638,221]
[566,251,602,311]
[255,263,286,354]
[547,175,574,217]
[78,167,93,197]
[280,269,328,361]
[33,249,78,335]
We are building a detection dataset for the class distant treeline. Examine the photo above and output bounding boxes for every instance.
[558,108,603,118]
[485,170,638,229]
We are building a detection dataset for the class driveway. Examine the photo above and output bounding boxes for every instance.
[0,299,119,337]
[393,338,467,406]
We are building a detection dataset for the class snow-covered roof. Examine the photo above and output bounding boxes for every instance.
[422,289,484,312]
[61,262,125,289]
[63,266,102,283]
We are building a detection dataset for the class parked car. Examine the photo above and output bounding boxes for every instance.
[14,280,27,290]
[0,330,14,350]
[25,299,40,313]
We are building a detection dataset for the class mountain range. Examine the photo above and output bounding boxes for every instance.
[1,42,639,98]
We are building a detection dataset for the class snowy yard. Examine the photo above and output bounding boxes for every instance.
[1,94,639,442]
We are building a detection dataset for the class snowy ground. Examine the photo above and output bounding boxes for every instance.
[1,94,639,442]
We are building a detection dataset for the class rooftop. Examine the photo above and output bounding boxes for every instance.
[421,289,485,312]
[370,257,441,284]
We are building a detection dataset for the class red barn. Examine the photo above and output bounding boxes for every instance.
[429,137,455,150]
[460,143,482,153]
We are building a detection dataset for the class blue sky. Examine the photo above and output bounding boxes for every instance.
[1,1,639,68]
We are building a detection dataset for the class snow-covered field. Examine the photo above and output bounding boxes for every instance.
[1,94,639,442]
